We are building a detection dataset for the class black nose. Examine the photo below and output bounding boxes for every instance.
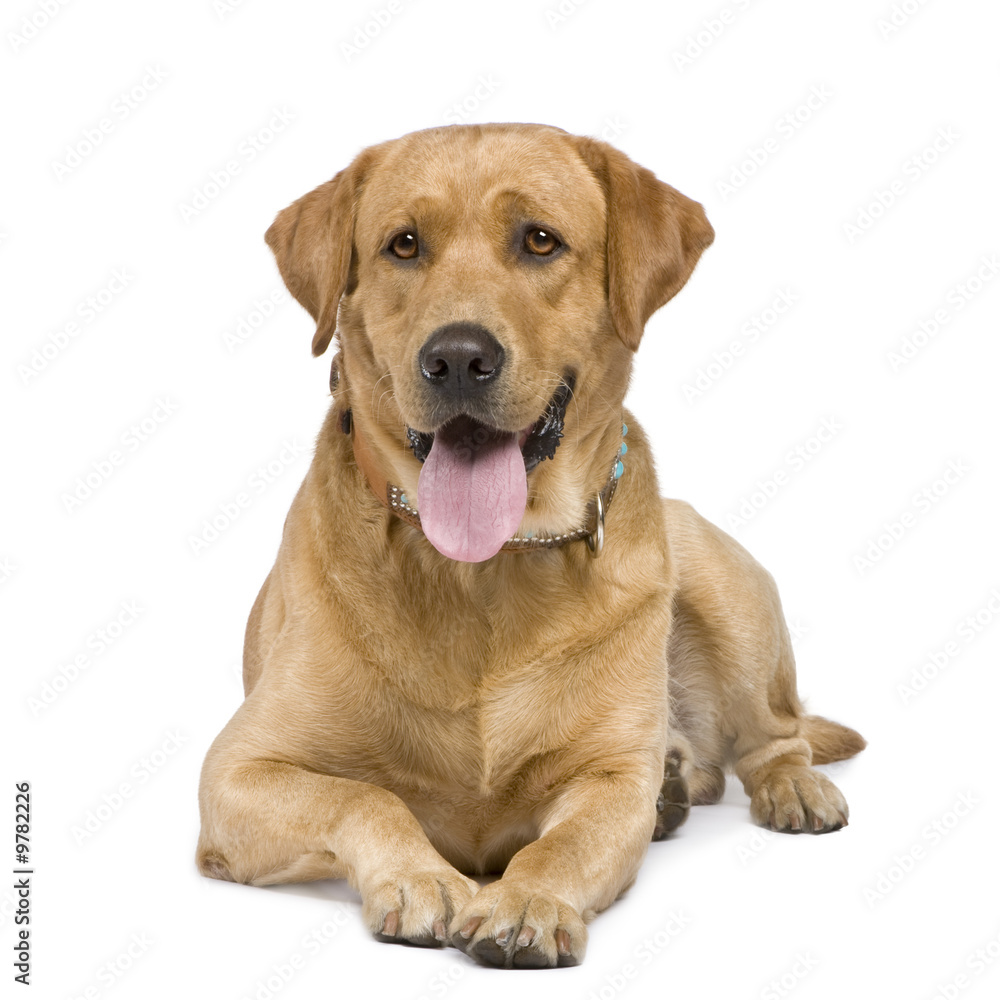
[418,323,505,397]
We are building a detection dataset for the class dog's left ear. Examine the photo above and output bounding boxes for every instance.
[573,136,715,351]
[264,146,383,357]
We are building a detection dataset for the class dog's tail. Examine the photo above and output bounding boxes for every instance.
[802,715,867,765]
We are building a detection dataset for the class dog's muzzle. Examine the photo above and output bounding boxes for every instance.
[407,374,575,473]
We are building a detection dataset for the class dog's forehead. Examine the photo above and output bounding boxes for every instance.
[357,125,605,232]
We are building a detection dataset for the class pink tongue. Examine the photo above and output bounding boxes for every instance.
[417,423,527,562]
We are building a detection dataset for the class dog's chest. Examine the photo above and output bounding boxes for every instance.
[331,548,668,801]
[370,640,577,790]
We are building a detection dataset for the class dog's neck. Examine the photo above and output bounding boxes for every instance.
[332,366,626,558]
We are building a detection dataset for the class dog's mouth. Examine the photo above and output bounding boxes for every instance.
[406,376,574,563]
[406,377,574,473]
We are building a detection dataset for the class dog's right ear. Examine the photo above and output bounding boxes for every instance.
[264,147,380,357]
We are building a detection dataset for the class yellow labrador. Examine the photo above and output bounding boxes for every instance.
[196,123,865,969]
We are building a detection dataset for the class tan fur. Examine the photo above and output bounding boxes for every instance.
[196,124,865,968]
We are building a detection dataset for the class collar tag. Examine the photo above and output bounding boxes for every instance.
[585,491,606,558]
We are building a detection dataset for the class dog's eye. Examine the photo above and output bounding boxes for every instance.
[523,227,560,256]
[388,231,419,259]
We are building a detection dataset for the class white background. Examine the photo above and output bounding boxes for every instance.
[4,0,1000,997]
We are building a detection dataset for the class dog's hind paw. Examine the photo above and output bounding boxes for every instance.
[749,764,848,834]
[653,758,691,839]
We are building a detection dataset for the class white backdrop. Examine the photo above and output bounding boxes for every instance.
[5,0,1000,997]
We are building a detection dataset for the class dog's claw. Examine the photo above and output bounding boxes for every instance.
[458,916,482,940]
[555,928,572,956]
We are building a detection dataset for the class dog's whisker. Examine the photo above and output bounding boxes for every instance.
[369,373,396,422]
[520,364,620,439]
[375,390,397,423]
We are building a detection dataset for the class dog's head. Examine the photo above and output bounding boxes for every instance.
[266,124,713,562]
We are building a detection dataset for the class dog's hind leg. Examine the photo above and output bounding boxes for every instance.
[661,499,865,834]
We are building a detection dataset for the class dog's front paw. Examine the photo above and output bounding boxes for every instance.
[363,867,479,947]
[750,764,848,833]
[450,880,587,968]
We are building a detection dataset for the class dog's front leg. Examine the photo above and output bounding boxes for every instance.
[450,762,660,968]
[197,754,478,946]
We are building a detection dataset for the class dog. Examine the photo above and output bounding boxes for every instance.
[196,123,865,969]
